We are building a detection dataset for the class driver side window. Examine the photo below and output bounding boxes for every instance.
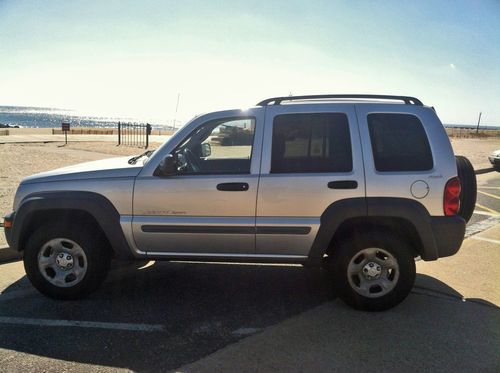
[173,117,255,175]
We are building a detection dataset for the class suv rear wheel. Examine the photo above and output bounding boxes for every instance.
[24,222,111,300]
[327,231,416,311]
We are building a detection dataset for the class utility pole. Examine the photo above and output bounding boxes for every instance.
[173,93,180,131]
[476,111,482,134]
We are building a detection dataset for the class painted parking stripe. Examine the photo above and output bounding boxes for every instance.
[472,210,498,217]
[0,316,165,332]
[474,203,500,215]
[232,327,261,336]
[465,215,500,238]
[477,190,500,200]
[478,186,500,190]
[469,236,500,245]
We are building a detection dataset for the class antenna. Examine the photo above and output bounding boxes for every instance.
[476,111,482,134]
[173,93,180,131]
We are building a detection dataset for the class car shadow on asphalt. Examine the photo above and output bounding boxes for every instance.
[0,262,498,371]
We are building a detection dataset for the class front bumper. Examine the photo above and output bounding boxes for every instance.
[489,156,500,166]
[430,215,466,259]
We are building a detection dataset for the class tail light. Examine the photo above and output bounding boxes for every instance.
[444,177,461,216]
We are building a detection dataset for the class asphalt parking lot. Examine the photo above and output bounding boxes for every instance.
[0,172,499,372]
[0,260,332,371]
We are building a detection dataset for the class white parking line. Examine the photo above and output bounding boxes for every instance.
[232,327,261,336]
[475,202,500,215]
[469,236,500,245]
[473,210,498,217]
[0,316,165,332]
[465,215,500,238]
[477,190,500,201]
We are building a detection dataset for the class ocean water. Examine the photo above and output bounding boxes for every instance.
[0,105,498,131]
[0,106,172,130]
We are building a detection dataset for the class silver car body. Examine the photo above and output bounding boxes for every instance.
[13,101,456,261]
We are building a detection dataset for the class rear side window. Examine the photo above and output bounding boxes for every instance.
[368,113,433,172]
[271,113,352,173]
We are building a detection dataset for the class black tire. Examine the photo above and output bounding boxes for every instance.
[455,155,477,223]
[327,231,416,311]
[23,222,111,300]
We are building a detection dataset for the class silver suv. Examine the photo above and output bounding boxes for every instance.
[4,94,475,311]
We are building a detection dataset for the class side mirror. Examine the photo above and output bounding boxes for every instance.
[154,154,177,176]
[201,143,211,157]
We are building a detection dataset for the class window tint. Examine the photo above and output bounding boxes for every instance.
[271,113,352,173]
[173,117,255,175]
[368,113,433,172]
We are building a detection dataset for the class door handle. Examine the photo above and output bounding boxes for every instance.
[328,180,358,189]
[216,182,249,191]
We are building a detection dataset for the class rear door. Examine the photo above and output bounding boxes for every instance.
[256,104,365,257]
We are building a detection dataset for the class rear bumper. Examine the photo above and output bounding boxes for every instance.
[429,215,466,259]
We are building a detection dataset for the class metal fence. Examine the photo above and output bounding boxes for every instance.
[117,122,152,148]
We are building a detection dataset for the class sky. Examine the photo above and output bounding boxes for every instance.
[0,0,499,125]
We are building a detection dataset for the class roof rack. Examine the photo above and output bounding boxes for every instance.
[257,94,423,106]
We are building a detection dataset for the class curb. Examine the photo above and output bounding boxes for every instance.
[0,246,22,264]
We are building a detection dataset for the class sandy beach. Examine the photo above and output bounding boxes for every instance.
[1,133,499,248]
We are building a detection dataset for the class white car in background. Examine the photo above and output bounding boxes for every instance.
[489,150,500,170]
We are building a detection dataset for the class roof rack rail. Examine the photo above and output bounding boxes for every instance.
[257,94,423,106]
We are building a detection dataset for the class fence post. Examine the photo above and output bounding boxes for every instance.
[146,123,151,149]
[118,122,121,145]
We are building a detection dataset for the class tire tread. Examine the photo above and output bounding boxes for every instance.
[455,155,477,223]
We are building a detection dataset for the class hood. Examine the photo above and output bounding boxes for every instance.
[21,156,144,184]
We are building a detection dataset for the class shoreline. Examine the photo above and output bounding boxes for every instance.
[0,127,175,136]
[1,126,500,136]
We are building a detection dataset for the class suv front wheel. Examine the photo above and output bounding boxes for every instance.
[23,222,111,300]
[327,231,416,311]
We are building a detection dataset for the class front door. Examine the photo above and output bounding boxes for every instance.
[132,110,263,255]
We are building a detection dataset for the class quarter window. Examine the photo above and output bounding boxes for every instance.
[368,113,433,172]
[271,113,352,173]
